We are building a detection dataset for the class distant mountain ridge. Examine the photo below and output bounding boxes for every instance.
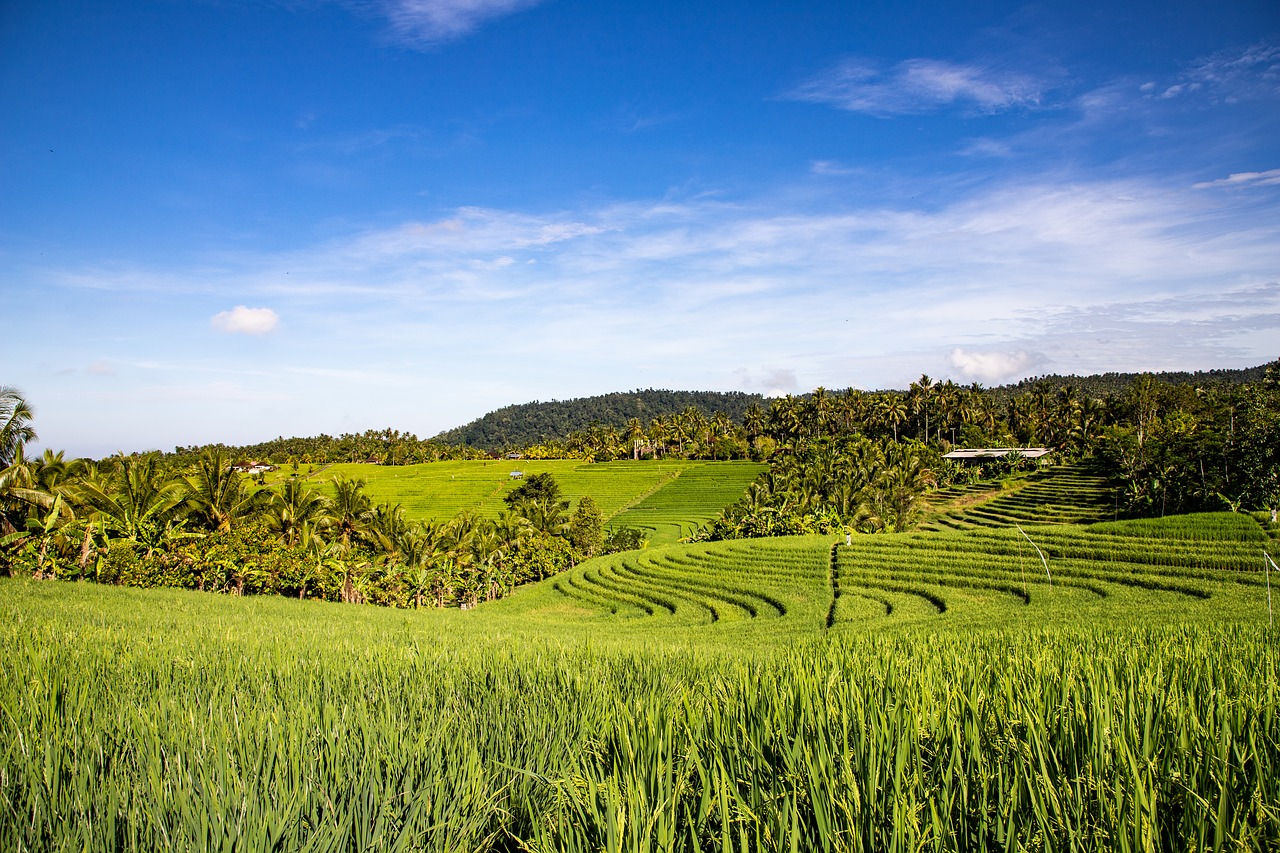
[433,389,766,452]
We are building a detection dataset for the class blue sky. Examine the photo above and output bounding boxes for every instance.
[2,0,1278,457]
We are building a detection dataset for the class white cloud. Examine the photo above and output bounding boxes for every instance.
[949,349,1040,384]
[377,0,544,46]
[211,306,279,335]
[734,367,799,396]
[1193,168,1280,189]
[137,381,287,403]
[789,57,1044,116]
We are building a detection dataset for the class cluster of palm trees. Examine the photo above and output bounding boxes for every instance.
[693,436,939,540]
[1,390,597,607]
[169,427,486,468]
[514,377,1120,464]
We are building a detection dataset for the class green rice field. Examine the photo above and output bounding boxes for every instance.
[283,460,765,541]
[3,468,1279,851]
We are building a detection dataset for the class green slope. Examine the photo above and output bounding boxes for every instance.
[280,459,764,536]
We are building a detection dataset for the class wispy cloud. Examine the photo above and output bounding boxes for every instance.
[810,159,860,176]
[33,173,1280,428]
[376,0,545,46]
[958,137,1014,158]
[1143,40,1280,103]
[788,57,1045,116]
[1193,168,1280,189]
[733,367,800,396]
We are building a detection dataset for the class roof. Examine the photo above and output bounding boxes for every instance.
[942,447,1052,460]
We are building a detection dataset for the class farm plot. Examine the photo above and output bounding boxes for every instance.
[921,463,1116,531]
[5,579,1278,852]
[554,535,830,630]
[605,460,766,544]
[554,510,1275,633]
[292,460,701,522]
[832,511,1272,627]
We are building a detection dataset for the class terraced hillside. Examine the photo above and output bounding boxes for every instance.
[553,536,830,631]
[604,461,766,544]
[921,463,1116,531]
[546,511,1274,635]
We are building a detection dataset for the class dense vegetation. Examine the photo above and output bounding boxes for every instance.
[5,358,1280,606]
[433,389,767,451]
[0,435,643,609]
[167,427,487,468]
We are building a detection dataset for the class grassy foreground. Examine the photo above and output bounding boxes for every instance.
[3,509,1280,851]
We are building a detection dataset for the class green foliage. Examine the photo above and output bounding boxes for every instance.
[167,427,484,468]
[693,437,940,540]
[0,385,36,469]
[503,471,564,509]
[435,388,766,451]
[568,496,604,556]
[601,525,647,554]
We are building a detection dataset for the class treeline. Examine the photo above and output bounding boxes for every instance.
[168,428,487,468]
[0,416,643,607]
[434,389,766,451]
[986,364,1267,407]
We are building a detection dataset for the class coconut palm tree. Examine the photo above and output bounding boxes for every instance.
[876,396,907,442]
[0,447,54,536]
[625,418,645,460]
[72,453,190,555]
[330,476,373,553]
[742,403,765,445]
[184,449,265,533]
[0,387,36,469]
[266,479,332,546]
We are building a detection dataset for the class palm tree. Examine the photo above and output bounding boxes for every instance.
[625,418,645,460]
[266,479,332,545]
[184,449,265,533]
[72,453,189,555]
[742,403,765,445]
[876,396,907,442]
[0,447,54,536]
[647,416,669,458]
[521,496,569,536]
[0,387,36,468]
[330,476,373,553]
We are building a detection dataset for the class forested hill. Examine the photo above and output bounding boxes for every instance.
[434,390,766,451]
[986,364,1267,403]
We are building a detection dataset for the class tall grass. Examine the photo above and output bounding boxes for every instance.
[2,578,1277,852]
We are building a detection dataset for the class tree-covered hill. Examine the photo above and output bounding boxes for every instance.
[985,364,1265,404]
[433,389,767,451]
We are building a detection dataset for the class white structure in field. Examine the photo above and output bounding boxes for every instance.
[942,448,1051,464]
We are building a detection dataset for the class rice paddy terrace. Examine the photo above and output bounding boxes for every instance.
[919,462,1116,531]
[534,463,1278,638]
